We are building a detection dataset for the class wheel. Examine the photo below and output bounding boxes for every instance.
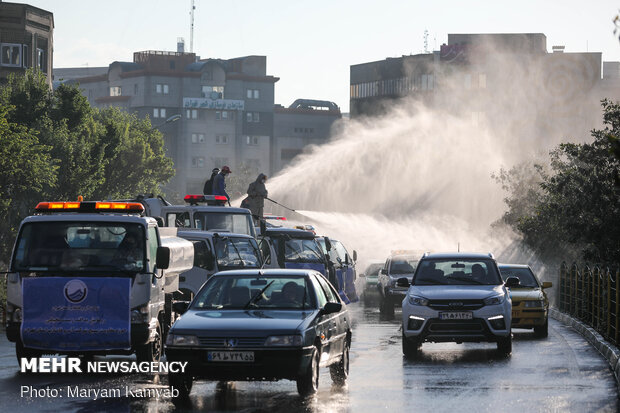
[497,334,512,356]
[297,346,319,396]
[380,296,395,318]
[16,340,41,369]
[169,372,193,400]
[402,333,420,359]
[330,343,350,385]
[534,319,548,338]
[136,322,162,362]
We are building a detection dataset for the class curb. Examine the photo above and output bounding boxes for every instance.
[550,308,620,397]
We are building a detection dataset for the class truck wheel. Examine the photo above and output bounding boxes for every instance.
[16,340,41,369]
[497,334,512,357]
[402,333,420,359]
[330,343,350,385]
[296,346,319,396]
[169,372,193,400]
[534,319,548,338]
[136,322,162,362]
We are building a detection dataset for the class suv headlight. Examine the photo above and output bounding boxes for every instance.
[166,334,199,346]
[483,294,505,306]
[524,300,544,308]
[265,335,303,346]
[408,295,429,306]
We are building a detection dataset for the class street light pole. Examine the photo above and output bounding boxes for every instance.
[151,114,181,130]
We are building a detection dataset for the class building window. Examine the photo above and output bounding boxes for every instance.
[37,48,46,72]
[246,136,259,146]
[202,86,224,98]
[191,133,205,143]
[110,86,122,96]
[246,112,260,123]
[215,135,228,144]
[191,157,205,168]
[216,110,232,120]
[1,43,22,67]
[22,45,29,67]
[154,108,166,118]
[186,109,197,119]
[246,89,260,99]
[156,83,169,94]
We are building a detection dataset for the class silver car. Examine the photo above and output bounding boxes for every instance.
[400,252,516,358]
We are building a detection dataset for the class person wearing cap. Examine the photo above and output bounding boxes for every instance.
[203,167,220,195]
[246,173,268,224]
[213,165,232,203]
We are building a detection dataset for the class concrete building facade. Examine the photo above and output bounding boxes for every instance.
[0,1,53,86]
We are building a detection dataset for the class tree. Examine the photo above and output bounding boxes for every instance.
[498,100,620,263]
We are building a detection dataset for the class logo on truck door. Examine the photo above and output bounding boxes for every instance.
[64,279,88,303]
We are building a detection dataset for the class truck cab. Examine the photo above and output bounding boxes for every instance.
[5,200,193,367]
[140,195,256,238]
[316,237,359,303]
[258,227,328,276]
[166,228,262,300]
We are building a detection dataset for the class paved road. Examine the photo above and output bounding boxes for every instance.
[0,300,617,412]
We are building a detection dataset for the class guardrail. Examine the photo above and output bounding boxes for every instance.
[559,262,620,346]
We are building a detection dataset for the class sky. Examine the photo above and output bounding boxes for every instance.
[23,0,620,113]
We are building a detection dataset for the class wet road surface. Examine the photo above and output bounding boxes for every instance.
[0,300,617,412]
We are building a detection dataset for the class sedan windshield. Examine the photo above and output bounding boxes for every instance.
[390,258,417,274]
[499,267,539,288]
[273,238,324,263]
[193,275,315,310]
[194,212,255,237]
[12,222,145,273]
[413,259,502,286]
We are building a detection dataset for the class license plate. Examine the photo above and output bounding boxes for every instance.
[439,312,473,320]
[207,351,254,362]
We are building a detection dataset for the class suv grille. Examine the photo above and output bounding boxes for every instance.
[427,319,486,334]
[427,299,484,311]
[198,337,266,348]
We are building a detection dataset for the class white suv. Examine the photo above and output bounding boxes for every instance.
[400,252,516,358]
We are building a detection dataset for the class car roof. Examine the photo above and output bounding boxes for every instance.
[390,254,417,260]
[421,252,496,260]
[211,268,320,277]
[498,263,530,269]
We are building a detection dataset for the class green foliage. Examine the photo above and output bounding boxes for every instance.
[0,70,175,262]
[498,100,620,263]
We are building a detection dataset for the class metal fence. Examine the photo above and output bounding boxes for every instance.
[558,262,620,346]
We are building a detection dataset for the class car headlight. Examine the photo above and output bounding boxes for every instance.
[166,334,200,346]
[130,305,149,323]
[483,294,505,305]
[265,335,303,346]
[524,300,544,308]
[408,295,429,306]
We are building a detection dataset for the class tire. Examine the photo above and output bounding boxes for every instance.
[169,372,193,400]
[497,334,512,356]
[534,319,548,338]
[15,340,41,369]
[297,346,319,397]
[402,333,420,359]
[380,295,395,319]
[330,343,350,385]
[136,322,162,363]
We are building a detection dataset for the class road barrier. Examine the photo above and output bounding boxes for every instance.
[559,262,620,346]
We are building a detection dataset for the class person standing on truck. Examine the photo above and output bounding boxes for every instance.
[213,166,232,203]
[203,168,220,195]
[247,173,268,224]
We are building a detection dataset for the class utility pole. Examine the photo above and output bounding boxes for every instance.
[190,0,195,53]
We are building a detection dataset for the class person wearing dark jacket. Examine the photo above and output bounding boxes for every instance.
[212,165,231,202]
[247,173,268,223]
[203,168,220,195]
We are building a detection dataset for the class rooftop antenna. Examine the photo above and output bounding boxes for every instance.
[424,29,429,53]
[190,0,196,53]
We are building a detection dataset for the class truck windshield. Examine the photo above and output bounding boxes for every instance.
[273,237,324,263]
[194,212,255,237]
[213,237,261,269]
[12,222,146,273]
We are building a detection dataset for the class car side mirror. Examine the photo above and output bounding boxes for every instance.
[381,268,387,275]
[542,281,553,289]
[359,273,366,278]
[504,276,520,287]
[259,219,266,235]
[156,246,170,269]
[324,237,332,252]
[320,302,342,315]
[172,301,190,315]
[396,277,410,288]
[353,250,357,262]
[154,216,165,227]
